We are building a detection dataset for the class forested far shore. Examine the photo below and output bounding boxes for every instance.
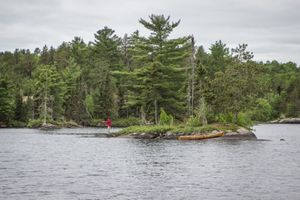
[0,14,299,128]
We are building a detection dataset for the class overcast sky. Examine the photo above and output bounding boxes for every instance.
[1,0,300,64]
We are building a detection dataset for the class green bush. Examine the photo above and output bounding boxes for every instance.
[8,120,26,128]
[265,93,281,119]
[237,112,253,128]
[27,119,43,128]
[185,115,201,127]
[112,117,141,127]
[216,112,252,128]
[216,113,234,124]
[119,125,173,135]
[250,98,273,122]
[159,108,173,125]
[119,123,241,135]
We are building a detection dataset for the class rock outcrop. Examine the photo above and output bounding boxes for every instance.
[131,132,160,139]
[39,123,59,130]
[117,127,257,140]
[223,127,257,139]
[271,118,300,124]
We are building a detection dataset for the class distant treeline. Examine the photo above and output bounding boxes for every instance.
[0,14,299,127]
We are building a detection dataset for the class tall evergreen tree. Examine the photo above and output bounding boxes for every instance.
[129,14,189,123]
[92,27,122,119]
[208,40,231,76]
[92,26,122,70]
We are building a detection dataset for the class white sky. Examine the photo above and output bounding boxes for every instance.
[1,0,300,65]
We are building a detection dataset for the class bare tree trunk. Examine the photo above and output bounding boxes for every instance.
[187,80,191,116]
[234,112,239,124]
[32,98,35,119]
[123,34,131,71]
[140,106,146,124]
[199,97,207,125]
[43,72,48,125]
[191,35,196,116]
[187,35,196,117]
[154,99,158,125]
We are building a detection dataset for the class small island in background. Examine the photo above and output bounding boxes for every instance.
[1,15,299,138]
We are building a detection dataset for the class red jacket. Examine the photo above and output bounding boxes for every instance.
[106,118,112,127]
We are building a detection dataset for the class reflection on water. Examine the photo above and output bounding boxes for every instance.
[0,125,300,200]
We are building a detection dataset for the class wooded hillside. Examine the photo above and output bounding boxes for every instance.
[0,14,299,127]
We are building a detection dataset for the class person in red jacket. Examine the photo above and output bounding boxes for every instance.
[104,117,112,133]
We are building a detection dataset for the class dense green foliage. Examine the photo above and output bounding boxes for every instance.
[0,14,299,127]
[159,108,174,125]
[119,123,239,135]
[119,125,173,135]
[0,79,15,124]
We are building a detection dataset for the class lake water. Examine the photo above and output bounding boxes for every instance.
[0,125,300,200]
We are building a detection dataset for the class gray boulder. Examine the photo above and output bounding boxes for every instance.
[223,127,257,139]
[40,123,59,130]
[130,132,159,139]
[162,131,178,139]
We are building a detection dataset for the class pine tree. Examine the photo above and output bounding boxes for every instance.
[63,58,91,124]
[92,26,122,70]
[208,40,231,76]
[91,27,122,119]
[129,14,189,123]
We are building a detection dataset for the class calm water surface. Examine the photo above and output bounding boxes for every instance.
[0,125,300,200]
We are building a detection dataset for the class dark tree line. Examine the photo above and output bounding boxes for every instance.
[0,14,299,127]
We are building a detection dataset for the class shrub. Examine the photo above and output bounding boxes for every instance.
[112,117,141,127]
[27,119,43,128]
[216,112,252,128]
[118,123,241,135]
[185,115,201,127]
[159,108,173,125]
[8,120,26,128]
[216,113,234,124]
[250,98,273,122]
[119,125,173,135]
[237,112,253,128]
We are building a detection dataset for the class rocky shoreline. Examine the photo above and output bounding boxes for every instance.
[222,127,257,139]
[114,127,257,140]
[270,118,300,124]
[38,122,82,130]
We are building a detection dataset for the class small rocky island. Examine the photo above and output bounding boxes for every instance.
[112,124,256,140]
[270,118,300,124]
